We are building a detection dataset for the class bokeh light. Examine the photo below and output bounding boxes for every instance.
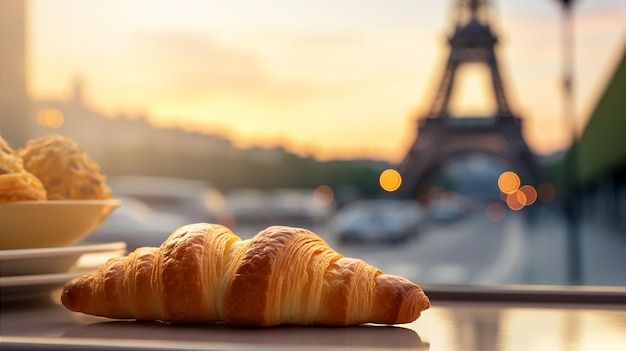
[497,171,540,210]
[498,171,520,194]
[486,202,506,222]
[36,108,64,128]
[313,185,334,207]
[519,185,537,206]
[537,182,557,203]
[506,190,526,211]
[499,190,508,201]
[379,169,402,192]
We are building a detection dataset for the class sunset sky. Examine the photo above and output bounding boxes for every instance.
[27,0,626,162]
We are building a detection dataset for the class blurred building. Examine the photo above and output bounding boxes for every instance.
[0,2,355,192]
[0,0,289,184]
[29,79,240,176]
[397,0,542,202]
[0,0,247,179]
[0,0,30,147]
[572,45,626,231]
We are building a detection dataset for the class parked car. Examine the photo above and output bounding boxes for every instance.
[226,188,272,224]
[268,188,334,226]
[428,194,473,222]
[106,176,234,227]
[226,187,334,228]
[88,196,188,250]
[328,199,428,245]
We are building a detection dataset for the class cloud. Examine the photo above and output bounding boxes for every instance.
[114,28,431,160]
[30,0,625,160]
[130,32,266,96]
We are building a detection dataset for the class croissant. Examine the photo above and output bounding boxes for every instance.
[62,223,430,326]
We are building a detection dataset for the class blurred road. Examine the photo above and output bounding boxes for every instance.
[520,208,626,287]
[235,213,523,285]
[235,208,626,287]
[329,213,524,286]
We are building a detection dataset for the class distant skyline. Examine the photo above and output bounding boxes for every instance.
[27,0,626,162]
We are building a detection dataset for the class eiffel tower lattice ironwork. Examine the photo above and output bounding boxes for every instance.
[398,0,542,200]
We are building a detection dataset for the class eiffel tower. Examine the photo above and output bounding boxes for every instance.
[398,0,542,200]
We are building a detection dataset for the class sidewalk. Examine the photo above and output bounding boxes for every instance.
[518,207,626,286]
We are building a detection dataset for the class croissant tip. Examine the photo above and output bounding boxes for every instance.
[60,279,78,311]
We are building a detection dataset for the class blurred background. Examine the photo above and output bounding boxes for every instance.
[1,0,625,287]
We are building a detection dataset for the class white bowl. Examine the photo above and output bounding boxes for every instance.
[0,199,121,250]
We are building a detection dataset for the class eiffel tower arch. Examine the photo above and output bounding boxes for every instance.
[398,0,542,201]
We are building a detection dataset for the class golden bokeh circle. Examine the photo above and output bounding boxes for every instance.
[379,169,402,192]
[498,171,520,194]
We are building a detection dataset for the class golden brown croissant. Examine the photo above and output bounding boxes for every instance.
[62,223,429,326]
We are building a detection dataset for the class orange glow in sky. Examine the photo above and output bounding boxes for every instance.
[26,0,626,161]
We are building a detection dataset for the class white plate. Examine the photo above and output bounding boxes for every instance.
[0,243,126,303]
[0,271,87,303]
[0,241,126,276]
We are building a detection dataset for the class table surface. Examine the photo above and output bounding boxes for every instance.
[2,288,626,351]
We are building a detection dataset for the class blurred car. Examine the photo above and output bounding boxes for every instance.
[268,188,334,226]
[88,196,188,251]
[428,194,473,222]
[328,199,428,245]
[226,188,272,224]
[107,176,234,227]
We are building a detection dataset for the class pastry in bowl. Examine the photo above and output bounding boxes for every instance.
[19,135,112,200]
[0,135,47,202]
[0,136,20,162]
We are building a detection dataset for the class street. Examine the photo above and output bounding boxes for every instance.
[235,206,626,287]
[329,212,525,286]
[235,212,525,286]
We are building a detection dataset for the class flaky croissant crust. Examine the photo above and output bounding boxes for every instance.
[62,223,429,326]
